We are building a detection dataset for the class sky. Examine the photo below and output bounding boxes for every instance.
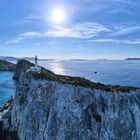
[0,0,140,59]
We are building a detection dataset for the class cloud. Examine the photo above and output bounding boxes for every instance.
[74,0,136,13]
[45,23,110,39]
[89,39,118,43]
[14,15,42,25]
[6,32,43,44]
[24,15,40,20]
[47,41,55,45]
[6,22,140,45]
[112,26,140,36]
[6,22,111,44]
[89,38,140,45]
[122,39,140,45]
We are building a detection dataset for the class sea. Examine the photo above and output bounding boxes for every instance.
[0,72,15,109]
[0,60,140,108]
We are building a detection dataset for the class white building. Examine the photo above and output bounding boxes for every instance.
[27,55,41,73]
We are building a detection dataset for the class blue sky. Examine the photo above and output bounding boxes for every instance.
[0,0,140,59]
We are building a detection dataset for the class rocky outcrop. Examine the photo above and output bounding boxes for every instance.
[0,60,15,71]
[0,96,14,112]
[0,60,140,140]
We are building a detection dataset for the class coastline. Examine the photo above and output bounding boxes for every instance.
[0,60,140,139]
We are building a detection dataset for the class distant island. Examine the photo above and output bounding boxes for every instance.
[0,56,110,62]
[0,60,15,71]
[0,56,55,62]
[125,58,140,60]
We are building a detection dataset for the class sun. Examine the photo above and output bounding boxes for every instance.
[50,8,66,24]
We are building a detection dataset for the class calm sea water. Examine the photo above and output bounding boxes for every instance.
[0,72,15,109]
[39,60,140,87]
[0,60,140,108]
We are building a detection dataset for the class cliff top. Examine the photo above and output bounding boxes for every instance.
[15,59,139,92]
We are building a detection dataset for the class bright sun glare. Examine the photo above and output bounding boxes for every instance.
[50,8,66,24]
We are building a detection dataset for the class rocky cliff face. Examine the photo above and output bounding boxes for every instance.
[0,60,140,140]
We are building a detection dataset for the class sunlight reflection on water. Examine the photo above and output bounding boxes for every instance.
[48,62,66,75]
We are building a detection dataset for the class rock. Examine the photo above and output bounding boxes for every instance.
[0,96,14,112]
[0,60,140,140]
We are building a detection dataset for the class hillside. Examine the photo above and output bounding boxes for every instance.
[0,60,15,71]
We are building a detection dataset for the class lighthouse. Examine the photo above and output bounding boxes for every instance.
[28,55,41,73]
[35,55,38,68]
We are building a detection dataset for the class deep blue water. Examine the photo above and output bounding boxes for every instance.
[0,72,15,109]
[1,60,140,108]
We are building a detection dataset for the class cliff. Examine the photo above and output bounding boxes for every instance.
[0,60,15,71]
[0,60,140,140]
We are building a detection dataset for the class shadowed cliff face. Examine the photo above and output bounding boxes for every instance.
[1,60,140,140]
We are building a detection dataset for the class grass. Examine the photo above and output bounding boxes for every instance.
[32,65,138,92]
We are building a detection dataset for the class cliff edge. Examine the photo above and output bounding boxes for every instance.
[0,60,140,140]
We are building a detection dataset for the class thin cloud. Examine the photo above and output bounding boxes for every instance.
[47,41,55,45]
[90,38,140,45]
[45,23,110,39]
[112,26,140,36]
[6,22,140,45]
[6,22,111,44]
[75,0,136,13]
[24,15,41,20]
[6,32,42,44]
[15,15,42,25]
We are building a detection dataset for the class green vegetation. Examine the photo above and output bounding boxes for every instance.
[32,67,139,92]
[17,60,139,92]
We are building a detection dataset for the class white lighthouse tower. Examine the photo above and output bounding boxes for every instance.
[29,55,41,73]
[35,55,38,68]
